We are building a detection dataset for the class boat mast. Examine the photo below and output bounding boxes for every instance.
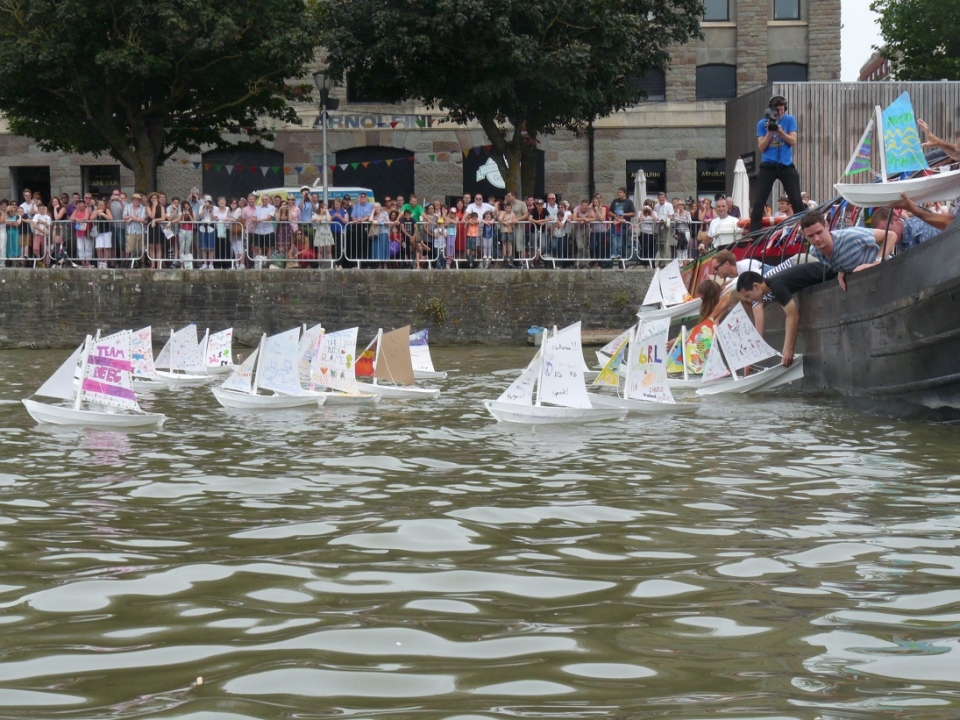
[680,326,689,381]
[877,105,887,182]
[372,329,383,387]
[251,334,266,395]
[74,335,92,411]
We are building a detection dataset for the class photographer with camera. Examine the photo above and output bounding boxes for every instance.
[750,95,805,234]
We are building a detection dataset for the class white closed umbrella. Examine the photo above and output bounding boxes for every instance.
[634,168,647,205]
[732,158,749,218]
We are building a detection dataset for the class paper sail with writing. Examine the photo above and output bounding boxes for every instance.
[666,335,684,375]
[221,346,259,394]
[626,320,674,404]
[80,330,140,411]
[131,326,160,379]
[206,328,233,369]
[258,328,305,396]
[593,335,628,387]
[172,324,204,371]
[700,334,731,383]
[882,92,928,176]
[599,326,632,358]
[715,303,777,372]
[497,356,542,405]
[641,268,663,307]
[843,118,874,176]
[659,260,691,307]
[312,327,359,393]
[538,324,592,409]
[298,324,324,389]
[684,319,715,375]
[355,335,377,378]
[409,329,436,373]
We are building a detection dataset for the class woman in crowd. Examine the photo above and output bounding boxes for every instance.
[178,199,195,268]
[145,192,166,269]
[673,200,692,259]
[229,198,244,268]
[197,196,217,269]
[91,198,113,269]
[49,196,66,252]
[329,198,348,265]
[454,199,466,264]
[368,202,388,268]
[274,199,293,265]
[444,206,458,268]
[422,203,442,268]
[5,203,20,266]
[552,199,572,264]
[312,200,335,267]
[72,197,93,268]
[699,197,716,225]
[589,196,608,268]
[253,194,276,264]
[637,205,657,268]
[697,279,722,321]
[213,196,231,268]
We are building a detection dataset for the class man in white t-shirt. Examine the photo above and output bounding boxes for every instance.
[31,205,51,266]
[653,192,674,256]
[707,198,740,248]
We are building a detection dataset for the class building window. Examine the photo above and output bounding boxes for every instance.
[768,63,808,83]
[9,166,51,206]
[626,160,666,201]
[774,0,800,20]
[629,69,666,102]
[697,159,726,198]
[82,165,121,198]
[696,65,737,100]
[703,0,729,21]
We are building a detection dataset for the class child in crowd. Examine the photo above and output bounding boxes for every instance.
[480,211,496,269]
[465,212,480,268]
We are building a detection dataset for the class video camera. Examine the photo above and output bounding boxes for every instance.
[764,107,780,132]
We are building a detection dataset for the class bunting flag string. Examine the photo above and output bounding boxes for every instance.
[174,150,473,176]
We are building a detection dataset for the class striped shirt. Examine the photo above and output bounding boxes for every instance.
[810,226,878,273]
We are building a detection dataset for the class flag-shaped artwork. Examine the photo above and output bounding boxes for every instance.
[355,335,377,378]
[666,335,685,376]
[843,118,874,176]
[626,320,673,404]
[881,92,928,175]
[594,335,628,387]
[80,330,140,411]
[683,319,715,375]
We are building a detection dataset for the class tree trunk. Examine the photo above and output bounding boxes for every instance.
[520,133,539,198]
[477,115,524,196]
[132,150,159,195]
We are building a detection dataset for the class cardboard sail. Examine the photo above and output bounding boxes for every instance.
[374,326,416,386]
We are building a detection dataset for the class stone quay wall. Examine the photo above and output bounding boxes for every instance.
[0,269,654,349]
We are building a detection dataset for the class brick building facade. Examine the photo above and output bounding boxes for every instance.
[0,0,840,207]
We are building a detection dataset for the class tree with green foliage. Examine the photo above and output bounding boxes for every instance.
[872,0,960,80]
[322,0,702,196]
[0,0,322,192]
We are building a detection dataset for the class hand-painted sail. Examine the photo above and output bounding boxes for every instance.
[131,326,160,380]
[220,347,259,394]
[641,268,663,307]
[714,303,777,372]
[298,324,324,389]
[599,326,632,358]
[700,334,731,383]
[355,335,377,378]
[683,319,715,375]
[882,92,929,176]
[496,356,542,405]
[539,322,592,409]
[843,118,874,177]
[312,327,360,393]
[409,329,436,373]
[593,335,628,387]
[258,328,306,396]
[626,320,674,404]
[172,324,204,371]
[206,328,233,369]
[659,260,691,307]
[80,330,140,411]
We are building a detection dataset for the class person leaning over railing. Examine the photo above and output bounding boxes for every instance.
[31,202,51,267]
[90,198,112,269]
[72,196,93,268]
[178,200,195,268]
[5,202,21,267]
[672,200,692,259]
[311,200,335,267]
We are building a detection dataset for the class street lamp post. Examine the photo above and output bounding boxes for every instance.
[312,71,338,209]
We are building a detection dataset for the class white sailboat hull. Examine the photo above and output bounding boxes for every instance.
[835,168,960,207]
[22,399,165,428]
[587,393,699,415]
[317,390,382,405]
[211,387,324,409]
[696,357,804,396]
[156,370,211,386]
[204,364,237,375]
[356,381,440,400]
[638,297,702,321]
[668,377,702,389]
[131,378,168,390]
[414,370,448,380]
[483,399,627,425]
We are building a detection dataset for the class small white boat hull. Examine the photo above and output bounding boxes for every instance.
[205,364,237,375]
[156,370,211,386]
[22,399,165,428]
[483,399,627,425]
[317,391,382,406]
[696,357,804,396]
[414,370,448,380]
[356,382,440,400]
[835,168,960,207]
[638,297,702,322]
[668,377,702,389]
[132,378,168,390]
[211,387,324,409]
[587,393,699,415]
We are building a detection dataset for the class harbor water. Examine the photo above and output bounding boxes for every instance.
[0,345,958,718]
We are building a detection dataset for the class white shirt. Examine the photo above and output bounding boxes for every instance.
[544,202,559,221]
[708,215,740,243]
[254,205,276,235]
[32,213,51,235]
[653,201,674,221]
[465,202,495,220]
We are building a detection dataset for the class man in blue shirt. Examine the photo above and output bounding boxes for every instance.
[801,211,893,291]
[750,96,805,234]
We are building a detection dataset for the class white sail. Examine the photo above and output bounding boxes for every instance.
[79,330,141,411]
[409,329,435,373]
[155,334,172,370]
[659,260,690,307]
[172,324,204,371]
[258,328,306,396]
[220,346,259,394]
[312,327,361,394]
[625,320,675,404]
[714,303,778,373]
[35,344,84,400]
[599,326,633,358]
[701,334,732,383]
[298,323,324,388]
[538,323,593,409]
[206,328,233,369]
[592,335,628,388]
[496,356,542,405]
[131,326,160,380]
[641,268,663,307]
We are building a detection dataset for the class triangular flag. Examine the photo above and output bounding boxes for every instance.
[260,166,270,176]
[249,165,259,173]
[416,119,425,128]
[271,166,280,174]
[330,165,337,172]
[385,159,393,167]
[428,154,436,162]
[214,164,222,171]
[390,122,398,129]
[472,148,481,156]
[294,166,303,173]
[193,162,201,169]
[225,165,234,174]
[362,161,371,168]
[463,150,469,158]
[351,162,360,170]
[484,144,492,151]
[340,164,348,171]
[203,163,212,171]
[283,165,291,174]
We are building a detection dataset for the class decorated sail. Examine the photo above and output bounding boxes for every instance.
[355,335,378,378]
[131,327,160,380]
[172,324,204,371]
[312,327,360,393]
[666,334,685,376]
[539,323,592,409]
[842,118,874,176]
[714,303,778,372]
[641,268,663,307]
[599,326,632,358]
[258,328,305,396]
[409,329,436,373]
[496,356,542,405]
[375,326,415,385]
[220,347,259,394]
[298,324,324,388]
[683,319,715,375]
[881,92,928,175]
[625,320,674,404]
[659,260,691,306]
[35,343,84,400]
[593,335,628,387]
[206,328,233,369]
[80,330,140,411]
[700,335,731,383]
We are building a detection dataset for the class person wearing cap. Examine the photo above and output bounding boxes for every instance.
[750,95,805,234]
[122,193,147,267]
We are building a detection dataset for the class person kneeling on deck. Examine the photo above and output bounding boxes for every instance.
[736,265,836,368]
[799,210,898,291]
